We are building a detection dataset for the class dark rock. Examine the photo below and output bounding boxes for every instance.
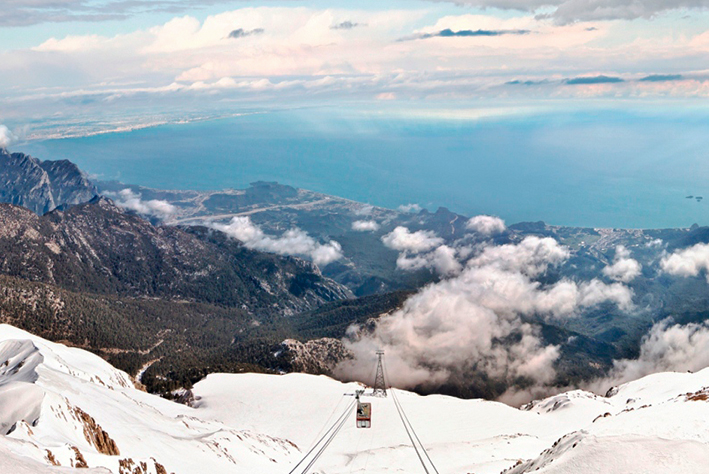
[0,199,351,314]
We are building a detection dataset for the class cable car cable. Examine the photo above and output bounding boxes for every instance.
[362,421,375,472]
[290,399,353,474]
[348,421,366,474]
[287,399,355,474]
[391,388,441,474]
[309,395,346,452]
[383,359,441,474]
[301,402,356,474]
[382,359,428,474]
[391,385,429,474]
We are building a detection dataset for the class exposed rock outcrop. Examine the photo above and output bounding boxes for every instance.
[281,338,351,375]
[0,149,97,215]
[71,406,120,456]
[70,446,89,468]
[119,457,174,474]
[0,198,351,313]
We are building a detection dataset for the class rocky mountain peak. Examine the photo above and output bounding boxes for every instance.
[85,195,120,211]
[0,150,97,215]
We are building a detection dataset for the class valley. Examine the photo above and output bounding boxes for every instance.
[3,147,709,404]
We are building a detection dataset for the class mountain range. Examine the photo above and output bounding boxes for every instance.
[3,147,709,402]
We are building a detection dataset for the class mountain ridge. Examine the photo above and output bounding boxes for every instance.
[0,197,351,313]
[0,148,97,215]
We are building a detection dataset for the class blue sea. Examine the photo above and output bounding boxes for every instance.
[20,105,709,229]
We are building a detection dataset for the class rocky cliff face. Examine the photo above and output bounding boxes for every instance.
[0,198,351,314]
[281,338,351,374]
[0,149,97,215]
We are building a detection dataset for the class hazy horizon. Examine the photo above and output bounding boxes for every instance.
[16,104,709,229]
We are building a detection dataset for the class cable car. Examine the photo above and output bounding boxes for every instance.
[356,402,371,428]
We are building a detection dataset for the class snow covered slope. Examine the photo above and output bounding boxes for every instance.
[506,373,709,474]
[192,371,709,473]
[0,324,298,474]
[2,322,709,473]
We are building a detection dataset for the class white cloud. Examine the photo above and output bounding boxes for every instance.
[429,0,709,24]
[396,244,463,276]
[34,34,119,53]
[354,204,374,216]
[111,189,177,219]
[602,245,642,283]
[336,236,633,399]
[211,216,343,266]
[383,226,462,276]
[660,242,709,282]
[469,235,570,277]
[530,277,634,315]
[466,215,506,235]
[645,238,664,248]
[587,318,709,393]
[397,203,422,213]
[381,226,443,253]
[6,4,709,131]
[0,125,16,149]
[352,220,380,232]
[577,278,634,311]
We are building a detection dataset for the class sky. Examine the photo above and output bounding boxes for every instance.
[3,0,709,139]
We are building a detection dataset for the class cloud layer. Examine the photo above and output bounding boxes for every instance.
[587,318,709,393]
[0,125,16,149]
[602,245,642,283]
[5,4,709,133]
[661,242,709,282]
[432,0,709,23]
[466,215,507,235]
[352,220,380,232]
[336,236,634,399]
[110,189,177,219]
[211,216,343,266]
[6,0,709,27]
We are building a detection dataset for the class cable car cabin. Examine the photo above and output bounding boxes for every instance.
[356,402,371,428]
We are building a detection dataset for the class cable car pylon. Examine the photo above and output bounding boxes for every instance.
[372,350,387,397]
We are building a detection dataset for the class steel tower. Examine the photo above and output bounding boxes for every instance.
[373,350,387,397]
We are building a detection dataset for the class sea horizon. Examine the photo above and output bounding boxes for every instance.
[18,105,709,230]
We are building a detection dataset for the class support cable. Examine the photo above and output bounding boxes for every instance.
[300,402,356,474]
[391,385,429,474]
[383,360,441,474]
[348,420,366,474]
[309,395,346,453]
[362,422,375,472]
[391,388,441,474]
[287,399,355,474]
